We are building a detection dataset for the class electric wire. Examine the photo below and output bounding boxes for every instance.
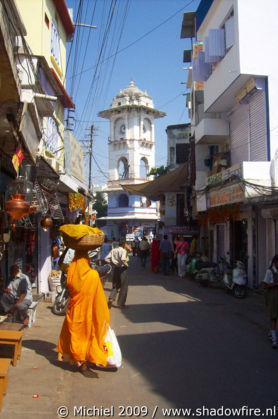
[71,0,196,79]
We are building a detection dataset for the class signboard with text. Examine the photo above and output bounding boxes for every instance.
[208,184,244,208]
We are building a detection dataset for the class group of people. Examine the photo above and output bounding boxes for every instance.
[150,235,195,277]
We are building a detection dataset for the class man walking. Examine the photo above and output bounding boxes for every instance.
[139,236,150,267]
[105,239,129,309]
[160,235,173,275]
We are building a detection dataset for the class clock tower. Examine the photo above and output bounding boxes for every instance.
[98,80,165,239]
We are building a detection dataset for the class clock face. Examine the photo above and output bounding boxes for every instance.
[120,124,126,134]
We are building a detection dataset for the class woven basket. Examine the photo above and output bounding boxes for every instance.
[63,233,104,250]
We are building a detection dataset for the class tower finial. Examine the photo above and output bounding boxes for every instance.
[130,78,134,87]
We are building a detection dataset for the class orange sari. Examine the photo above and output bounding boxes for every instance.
[57,256,110,366]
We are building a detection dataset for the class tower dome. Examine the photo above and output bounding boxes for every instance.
[111,79,154,109]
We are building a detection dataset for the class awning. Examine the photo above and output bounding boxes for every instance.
[121,163,188,201]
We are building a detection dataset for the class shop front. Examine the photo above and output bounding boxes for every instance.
[198,182,256,287]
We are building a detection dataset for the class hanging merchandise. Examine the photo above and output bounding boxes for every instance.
[68,193,86,212]
[33,180,48,214]
[49,192,64,221]
[41,215,53,231]
[4,177,31,220]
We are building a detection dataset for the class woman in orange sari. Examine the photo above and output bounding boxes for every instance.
[57,251,110,378]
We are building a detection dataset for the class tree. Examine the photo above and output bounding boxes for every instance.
[147,165,168,178]
[93,192,107,218]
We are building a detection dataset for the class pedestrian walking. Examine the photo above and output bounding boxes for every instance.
[131,240,137,256]
[175,236,189,278]
[159,235,173,275]
[57,250,111,377]
[105,239,129,309]
[264,255,278,349]
[100,237,111,265]
[139,236,150,267]
[151,237,160,273]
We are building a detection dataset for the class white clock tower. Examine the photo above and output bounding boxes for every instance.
[98,80,165,239]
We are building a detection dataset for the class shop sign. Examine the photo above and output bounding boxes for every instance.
[19,104,41,161]
[64,130,85,183]
[164,226,199,235]
[209,184,244,208]
[198,204,240,226]
[206,163,242,186]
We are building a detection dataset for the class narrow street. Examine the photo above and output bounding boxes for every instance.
[3,256,278,419]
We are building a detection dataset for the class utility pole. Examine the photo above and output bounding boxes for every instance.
[88,125,94,193]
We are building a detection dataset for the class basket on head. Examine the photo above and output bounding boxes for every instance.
[63,233,104,251]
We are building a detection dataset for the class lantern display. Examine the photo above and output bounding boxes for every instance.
[41,215,53,231]
[4,177,31,220]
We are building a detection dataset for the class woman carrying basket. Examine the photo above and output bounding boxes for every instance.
[57,225,112,378]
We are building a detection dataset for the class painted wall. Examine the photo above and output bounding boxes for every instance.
[15,0,68,84]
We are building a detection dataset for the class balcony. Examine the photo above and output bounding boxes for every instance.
[194,117,229,144]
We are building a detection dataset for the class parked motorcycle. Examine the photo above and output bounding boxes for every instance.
[195,260,219,287]
[223,259,247,298]
[52,261,112,316]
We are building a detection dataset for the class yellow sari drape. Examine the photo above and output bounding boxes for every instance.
[57,256,110,366]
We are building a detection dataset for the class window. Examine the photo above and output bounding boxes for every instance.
[51,22,61,66]
[170,147,175,164]
[176,194,186,226]
[119,194,129,207]
[45,117,59,155]
[118,157,129,179]
[176,143,190,164]
[140,158,148,178]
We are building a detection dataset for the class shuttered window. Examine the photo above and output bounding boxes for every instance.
[249,90,268,161]
[230,105,249,165]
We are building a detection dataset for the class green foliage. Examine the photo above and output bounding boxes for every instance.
[147,165,168,178]
[93,192,107,218]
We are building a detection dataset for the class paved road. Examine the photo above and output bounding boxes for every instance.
[2,256,278,418]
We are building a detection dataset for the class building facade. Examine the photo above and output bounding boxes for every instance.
[0,0,88,294]
[182,0,278,286]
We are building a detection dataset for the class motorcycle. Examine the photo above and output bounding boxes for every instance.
[223,259,247,298]
[195,261,219,287]
[52,257,112,316]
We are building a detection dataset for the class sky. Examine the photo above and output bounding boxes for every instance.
[65,0,201,186]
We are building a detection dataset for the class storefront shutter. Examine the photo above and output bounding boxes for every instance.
[230,104,249,165]
[249,90,268,161]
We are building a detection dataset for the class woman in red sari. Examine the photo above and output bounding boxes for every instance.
[151,238,160,273]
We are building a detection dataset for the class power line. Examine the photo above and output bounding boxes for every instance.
[70,0,196,79]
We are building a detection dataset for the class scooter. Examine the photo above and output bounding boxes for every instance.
[195,260,219,287]
[223,260,247,298]
[52,260,112,316]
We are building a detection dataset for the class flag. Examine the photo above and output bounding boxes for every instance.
[12,148,24,172]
